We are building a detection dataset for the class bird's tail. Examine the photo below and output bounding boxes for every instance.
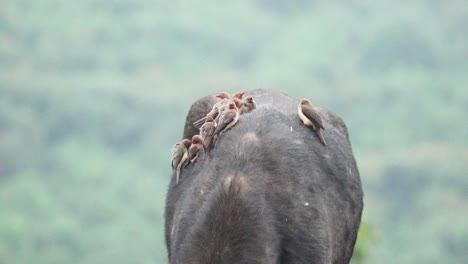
[212,133,220,148]
[203,145,211,158]
[183,158,190,168]
[318,130,328,146]
[193,117,207,128]
[203,138,214,158]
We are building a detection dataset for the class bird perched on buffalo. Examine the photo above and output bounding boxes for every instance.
[193,91,245,128]
[231,91,246,100]
[214,97,242,123]
[188,135,204,163]
[213,102,240,142]
[298,98,328,146]
[199,115,217,155]
[217,91,245,100]
[239,96,256,114]
[170,139,192,184]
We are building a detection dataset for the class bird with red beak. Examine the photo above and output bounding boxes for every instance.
[170,139,192,184]
[214,97,242,123]
[188,135,204,163]
[216,91,245,100]
[231,91,246,100]
[298,98,327,146]
[200,115,217,155]
[192,92,245,128]
[215,92,231,100]
[213,102,240,142]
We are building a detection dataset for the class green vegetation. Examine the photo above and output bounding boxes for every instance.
[1,1,466,263]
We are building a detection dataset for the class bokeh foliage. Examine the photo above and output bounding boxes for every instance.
[1,0,467,263]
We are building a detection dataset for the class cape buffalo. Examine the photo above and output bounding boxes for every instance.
[165,89,363,264]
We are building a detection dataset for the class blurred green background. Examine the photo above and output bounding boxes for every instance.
[1,1,467,263]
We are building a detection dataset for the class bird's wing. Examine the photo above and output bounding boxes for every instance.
[170,143,180,159]
[171,145,184,169]
[193,116,207,127]
[301,105,324,130]
[213,99,229,111]
[209,106,219,117]
[207,124,216,136]
[214,111,236,134]
[201,123,214,137]
[188,145,198,160]
[201,124,215,149]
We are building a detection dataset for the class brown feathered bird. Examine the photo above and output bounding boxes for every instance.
[217,91,245,100]
[231,91,245,100]
[188,135,204,163]
[192,92,245,128]
[199,115,217,155]
[213,102,240,141]
[298,98,327,146]
[170,139,192,184]
[214,98,241,122]
[239,96,256,114]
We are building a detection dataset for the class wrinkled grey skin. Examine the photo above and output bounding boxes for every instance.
[166,89,363,264]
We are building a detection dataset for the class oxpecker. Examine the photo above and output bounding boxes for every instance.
[298,98,327,146]
[213,102,240,141]
[188,135,204,163]
[200,115,217,155]
[193,92,245,128]
[171,139,192,184]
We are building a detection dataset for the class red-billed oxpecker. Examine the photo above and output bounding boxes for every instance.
[170,139,191,184]
[188,135,204,163]
[193,91,245,128]
[231,91,245,100]
[298,98,328,146]
[213,102,240,142]
[217,91,245,100]
[215,97,242,123]
[200,115,217,155]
